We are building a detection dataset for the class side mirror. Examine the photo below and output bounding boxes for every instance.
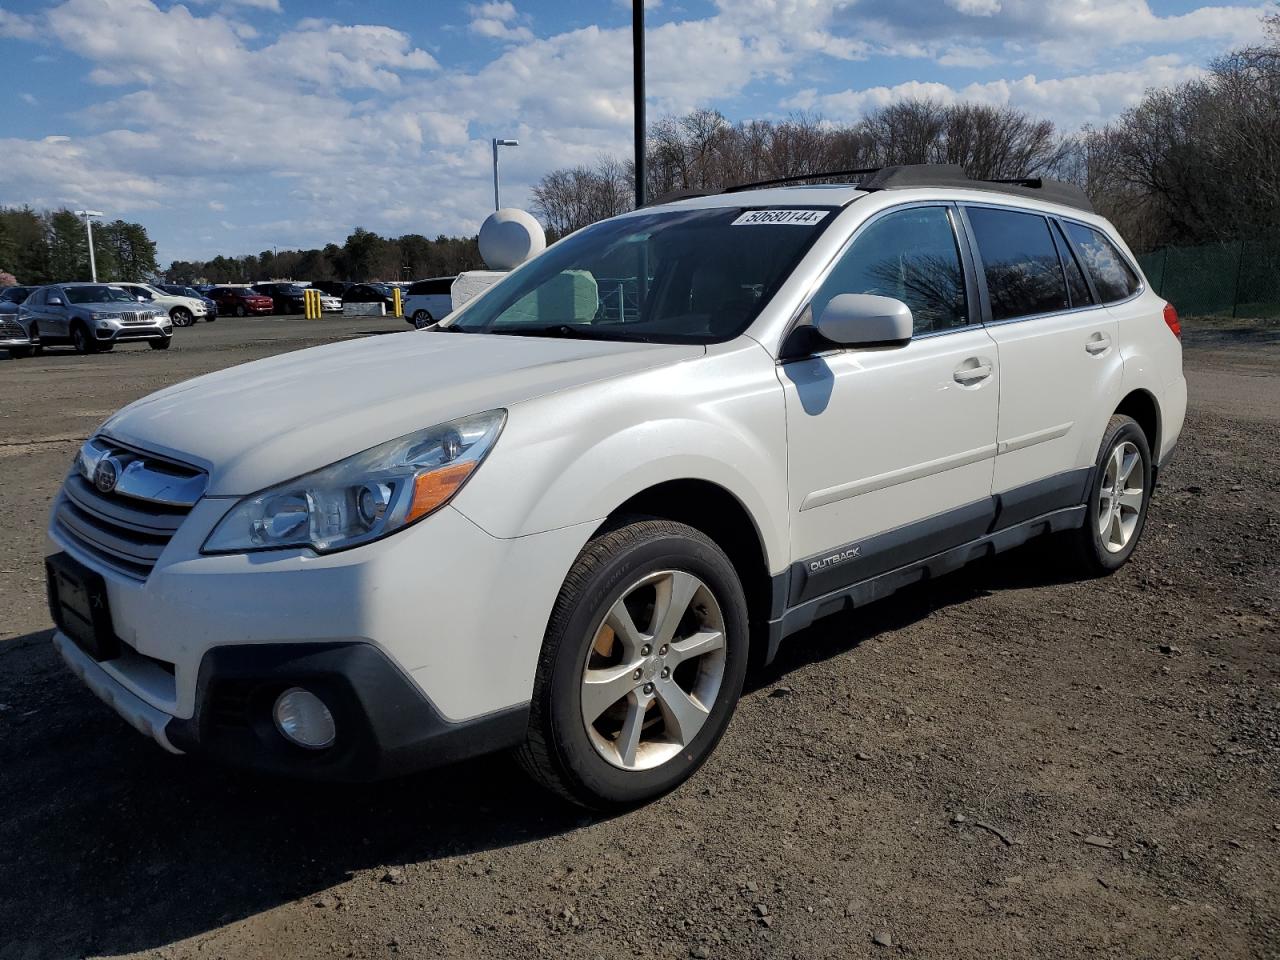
[814,293,913,347]
[137,295,149,302]
[48,297,64,307]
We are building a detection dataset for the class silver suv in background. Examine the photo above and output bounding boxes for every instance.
[20,283,173,354]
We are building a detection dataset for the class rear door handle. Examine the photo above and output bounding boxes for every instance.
[953,360,993,385]
[1085,332,1111,355]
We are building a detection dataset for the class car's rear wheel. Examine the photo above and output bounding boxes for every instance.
[518,517,749,809]
[71,323,97,354]
[1063,414,1152,574]
[170,307,194,327]
[412,310,433,329]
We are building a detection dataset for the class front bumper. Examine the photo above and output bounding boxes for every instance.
[47,501,596,778]
[93,320,172,343]
[54,630,527,779]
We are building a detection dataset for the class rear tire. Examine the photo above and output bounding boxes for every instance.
[518,517,750,810]
[149,338,172,351]
[1062,414,1152,575]
[170,307,194,327]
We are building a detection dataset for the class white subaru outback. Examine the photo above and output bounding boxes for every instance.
[46,165,1186,808]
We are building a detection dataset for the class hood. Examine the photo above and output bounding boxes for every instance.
[72,300,157,312]
[101,329,704,495]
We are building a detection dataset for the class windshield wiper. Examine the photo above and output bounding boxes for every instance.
[487,324,652,343]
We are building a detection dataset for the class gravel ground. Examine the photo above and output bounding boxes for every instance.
[0,317,1276,960]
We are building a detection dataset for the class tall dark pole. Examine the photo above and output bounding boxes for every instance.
[632,0,646,209]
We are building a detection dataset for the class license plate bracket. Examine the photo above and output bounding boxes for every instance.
[46,552,120,661]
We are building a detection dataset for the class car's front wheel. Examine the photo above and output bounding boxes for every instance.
[235,305,247,317]
[71,322,97,354]
[149,338,171,351]
[412,310,433,329]
[518,518,750,809]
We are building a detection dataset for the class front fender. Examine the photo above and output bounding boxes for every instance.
[452,342,791,574]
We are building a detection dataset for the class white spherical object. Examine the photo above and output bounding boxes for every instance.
[478,208,546,270]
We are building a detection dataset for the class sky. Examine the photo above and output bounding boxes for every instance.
[0,0,1270,266]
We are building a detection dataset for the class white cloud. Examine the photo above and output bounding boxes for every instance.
[190,0,281,10]
[468,1,535,41]
[946,0,1001,14]
[0,7,39,38]
[786,54,1207,128]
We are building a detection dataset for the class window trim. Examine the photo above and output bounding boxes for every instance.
[780,200,980,359]
[959,200,1145,328]
[1049,218,1096,309]
[1054,214,1145,308]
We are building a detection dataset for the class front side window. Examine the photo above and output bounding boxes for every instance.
[809,206,968,335]
[448,206,835,343]
[966,207,1069,322]
[1061,221,1140,303]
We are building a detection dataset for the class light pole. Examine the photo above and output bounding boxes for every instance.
[632,0,645,208]
[74,209,104,282]
[492,138,519,211]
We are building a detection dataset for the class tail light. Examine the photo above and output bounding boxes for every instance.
[1162,302,1181,340]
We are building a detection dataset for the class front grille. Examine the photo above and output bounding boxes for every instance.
[0,317,26,338]
[54,438,207,580]
[122,311,157,325]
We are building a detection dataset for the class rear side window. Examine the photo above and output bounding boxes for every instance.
[965,207,1068,321]
[1051,222,1093,308]
[1061,221,1140,303]
[408,282,429,295]
[812,206,968,335]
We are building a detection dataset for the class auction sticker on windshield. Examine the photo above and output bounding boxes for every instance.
[732,209,830,226]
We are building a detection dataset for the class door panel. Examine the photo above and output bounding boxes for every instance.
[783,326,1000,563]
[962,206,1122,496]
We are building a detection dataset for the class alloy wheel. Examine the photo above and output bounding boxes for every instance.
[580,569,727,771]
[1097,439,1144,553]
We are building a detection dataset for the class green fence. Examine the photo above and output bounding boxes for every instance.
[1138,238,1280,319]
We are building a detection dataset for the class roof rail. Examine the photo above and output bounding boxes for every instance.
[652,163,1094,213]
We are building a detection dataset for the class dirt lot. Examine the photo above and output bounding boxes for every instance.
[0,317,1276,960]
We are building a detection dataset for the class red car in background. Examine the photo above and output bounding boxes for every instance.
[210,287,274,317]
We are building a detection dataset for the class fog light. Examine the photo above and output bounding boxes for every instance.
[273,687,336,749]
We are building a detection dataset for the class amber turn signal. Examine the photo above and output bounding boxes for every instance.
[406,461,477,522]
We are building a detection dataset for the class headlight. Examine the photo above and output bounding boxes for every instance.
[203,410,506,554]
[92,312,122,322]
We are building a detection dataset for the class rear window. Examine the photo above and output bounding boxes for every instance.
[1061,221,1140,303]
[965,207,1069,322]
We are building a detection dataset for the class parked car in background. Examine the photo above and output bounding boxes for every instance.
[113,282,208,327]
[317,291,342,312]
[1,287,39,357]
[21,283,172,353]
[403,277,456,329]
[342,282,398,313]
[310,280,352,298]
[209,286,274,317]
[252,282,309,315]
[159,285,218,322]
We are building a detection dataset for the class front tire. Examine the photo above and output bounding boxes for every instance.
[71,323,98,354]
[1063,414,1152,575]
[412,310,433,329]
[149,338,171,351]
[235,305,247,317]
[518,518,750,809]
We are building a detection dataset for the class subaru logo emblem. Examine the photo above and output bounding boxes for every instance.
[93,457,119,494]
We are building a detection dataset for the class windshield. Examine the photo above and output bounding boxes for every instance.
[65,285,136,304]
[446,206,835,343]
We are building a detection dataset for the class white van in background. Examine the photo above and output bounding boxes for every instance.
[403,277,456,328]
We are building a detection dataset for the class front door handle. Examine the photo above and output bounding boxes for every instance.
[953,360,993,385]
[1085,332,1112,355]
